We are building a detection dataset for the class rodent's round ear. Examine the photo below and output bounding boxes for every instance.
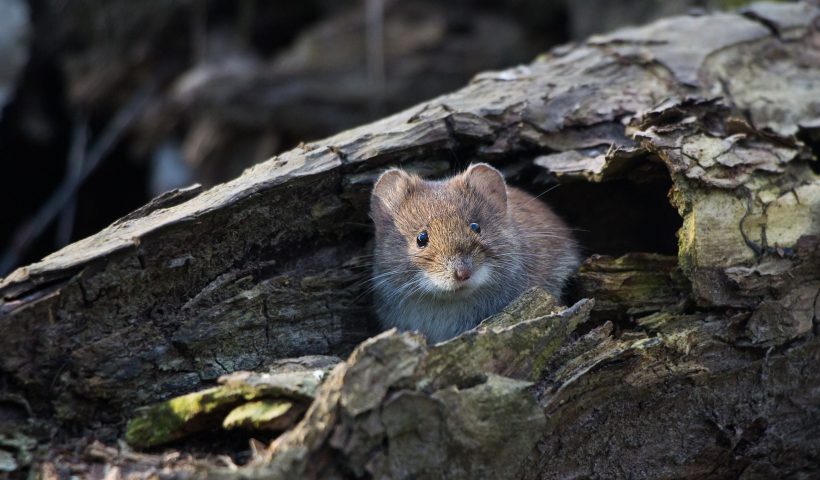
[370,169,415,220]
[464,163,507,208]
[372,169,413,202]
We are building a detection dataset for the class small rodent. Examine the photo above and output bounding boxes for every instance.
[369,163,580,343]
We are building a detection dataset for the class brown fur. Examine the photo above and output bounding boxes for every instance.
[369,163,580,343]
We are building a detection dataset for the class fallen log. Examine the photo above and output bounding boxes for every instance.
[1,2,819,478]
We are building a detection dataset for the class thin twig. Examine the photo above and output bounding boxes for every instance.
[365,0,386,117]
[0,86,154,276]
[55,117,89,247]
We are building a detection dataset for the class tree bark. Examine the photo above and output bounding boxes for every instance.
[1,2,819,478]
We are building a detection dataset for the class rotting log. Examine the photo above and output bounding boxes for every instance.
[1,2,819,478]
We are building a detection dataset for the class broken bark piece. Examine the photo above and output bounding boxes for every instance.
[479,286,561,329]
[255,295,591,480]
[222,400,307,431]
[218,369,329,401]
[534,150,607,182]
[125,384,265,449]
[258,355,342,375]
[420,298,594,389]
[126,365,332,448]
[575,253,691,318]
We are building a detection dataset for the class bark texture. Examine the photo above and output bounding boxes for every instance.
[1,2,819,478]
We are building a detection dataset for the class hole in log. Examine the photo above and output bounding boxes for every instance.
[503,157,688,331]
[514,166,682,257]
[796,127,820,175]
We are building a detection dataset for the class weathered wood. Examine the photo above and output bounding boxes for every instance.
[1,2,819,478]
[575,253,691,320]
[125,356,338,448]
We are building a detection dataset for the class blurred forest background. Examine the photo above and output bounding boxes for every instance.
[0,0,793,275]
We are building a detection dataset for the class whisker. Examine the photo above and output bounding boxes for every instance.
[519,184,562,209]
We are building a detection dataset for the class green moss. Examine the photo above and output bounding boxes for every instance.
[223,400,295,430]
[125,369,327,448]
[528,305,591,381]
[669,182,697,279]
[125,384,266,448]
[422,296,593,390]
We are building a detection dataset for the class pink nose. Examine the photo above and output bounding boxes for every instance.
[454,267,472,282]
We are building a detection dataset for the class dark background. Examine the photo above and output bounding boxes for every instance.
[0,0,782,275]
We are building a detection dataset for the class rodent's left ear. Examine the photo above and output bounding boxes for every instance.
[372,169,413,204]
[464,163,507,208]
[370,169,416,223]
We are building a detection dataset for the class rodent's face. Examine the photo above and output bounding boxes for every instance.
[370,164,513,297]
[402,201,494,294]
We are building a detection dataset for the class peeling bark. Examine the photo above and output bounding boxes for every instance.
[1,2,819,478]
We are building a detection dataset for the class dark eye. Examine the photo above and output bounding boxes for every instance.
[416,231,429,248]
[470,222,481,233]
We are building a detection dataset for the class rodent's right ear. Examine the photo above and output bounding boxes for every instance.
[370,169,415,218]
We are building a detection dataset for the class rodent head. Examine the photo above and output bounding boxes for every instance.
[370,163,515,297]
